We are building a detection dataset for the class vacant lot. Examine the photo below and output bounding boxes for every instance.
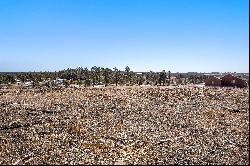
[0,86,249,165]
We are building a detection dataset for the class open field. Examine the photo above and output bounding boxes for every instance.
[0,86,249,165]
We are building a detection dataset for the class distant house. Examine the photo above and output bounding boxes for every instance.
[94,82,105,87]
[69,84,80,88]
[0,84,8,89]
[15,79,22,85]
[23,81,33,88]
[53,78,65,85]
[205,74,248,88]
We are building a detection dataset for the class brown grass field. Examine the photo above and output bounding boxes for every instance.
[0,86,249,165]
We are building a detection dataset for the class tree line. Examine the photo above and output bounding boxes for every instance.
[0,66,207,87]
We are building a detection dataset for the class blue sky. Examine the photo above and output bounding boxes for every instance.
[0,0,249,72]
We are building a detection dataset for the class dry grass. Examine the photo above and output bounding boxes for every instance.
[0,86,249,165]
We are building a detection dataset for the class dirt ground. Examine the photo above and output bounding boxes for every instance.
[0,86,249,165]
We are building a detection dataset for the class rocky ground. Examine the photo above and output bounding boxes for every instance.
[0,86,249,165]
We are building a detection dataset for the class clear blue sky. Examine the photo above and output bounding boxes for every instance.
[0,0,249,73]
